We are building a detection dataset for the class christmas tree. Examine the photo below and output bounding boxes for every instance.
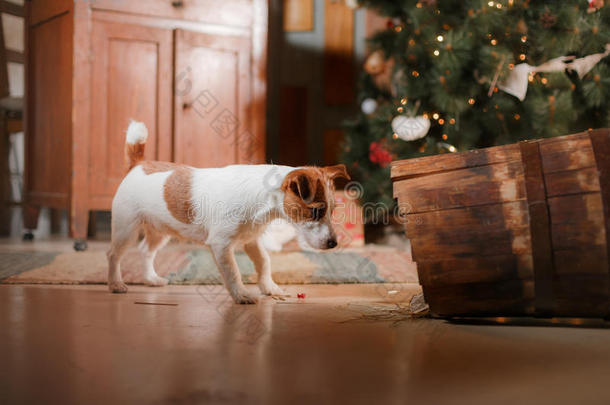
[341,0,610,216]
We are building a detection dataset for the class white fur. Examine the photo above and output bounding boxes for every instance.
[261,219,297,252]
[125,120,148,145]
[108,125,338,304]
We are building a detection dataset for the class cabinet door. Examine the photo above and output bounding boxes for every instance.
[88,20,172,204]
[174,29,252,167]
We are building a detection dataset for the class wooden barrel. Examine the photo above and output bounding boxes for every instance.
[391,129,610,318]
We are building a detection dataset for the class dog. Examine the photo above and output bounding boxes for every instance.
[107,121,350,304]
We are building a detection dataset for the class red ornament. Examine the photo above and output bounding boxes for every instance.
[369,141,395,168]
[297,293,306,299]
[386,19,394,29]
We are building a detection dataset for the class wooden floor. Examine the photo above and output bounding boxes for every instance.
[2,283,610,404]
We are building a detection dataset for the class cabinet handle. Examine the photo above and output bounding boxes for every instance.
[171,1,184,7]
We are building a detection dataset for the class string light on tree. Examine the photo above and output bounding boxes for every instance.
[437,35,444,42]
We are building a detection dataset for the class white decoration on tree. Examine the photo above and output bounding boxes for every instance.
[391,115,431,141]
[567,43,610,78]
[499,44,610,101]
[361,98,378,114]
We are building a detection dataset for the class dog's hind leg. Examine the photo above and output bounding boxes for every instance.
[107,217,139,294]
[139,226,170,287]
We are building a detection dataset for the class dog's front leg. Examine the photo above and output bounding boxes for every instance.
[210,244,258,304]
[244,238,285,296]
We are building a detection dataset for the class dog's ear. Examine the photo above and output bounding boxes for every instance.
[284,169,318,204]
[323,164,350,182]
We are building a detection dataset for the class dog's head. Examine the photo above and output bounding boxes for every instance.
[281,165,350,250]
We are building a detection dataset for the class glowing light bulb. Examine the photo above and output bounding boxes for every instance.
[521,36,527,42]
[437,35,444,42]
[491,39,497,45]
[438,118,445,125]
[514,114,520,120]
[433,50,440,56]
[449,118,456,125]
[468,98,475,105]
[432,113,440,120]
[519,54,526,61]
[442,134,448,140]
[401,98,408,105]
[488,1,494,6]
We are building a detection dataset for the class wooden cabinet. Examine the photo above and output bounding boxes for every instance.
[24,0,267,243]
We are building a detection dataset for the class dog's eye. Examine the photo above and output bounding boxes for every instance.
[311,206,326,221]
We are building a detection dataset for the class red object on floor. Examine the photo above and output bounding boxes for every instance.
[297,293,306,299]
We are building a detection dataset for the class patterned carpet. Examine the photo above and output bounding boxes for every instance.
[0,243,418,285]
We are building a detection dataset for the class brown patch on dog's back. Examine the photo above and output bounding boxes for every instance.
[164,166,196,224]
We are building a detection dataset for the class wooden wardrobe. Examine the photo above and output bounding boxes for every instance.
[24,0,267,249]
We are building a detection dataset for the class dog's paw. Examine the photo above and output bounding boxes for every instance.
[231,289,259,305]
[144,275,169,287]
[258,280,286,296]
[108,281,128,294]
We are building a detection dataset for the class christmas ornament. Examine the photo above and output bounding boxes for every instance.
[391,115,431,141]
[363,50,395,94]
[499,45,610,101]
[369,141,395,167]
[539,8,557,28]
[361,98,378,114]
[364,50,386,75]
[588,0,604,13]
[567,44,610,78]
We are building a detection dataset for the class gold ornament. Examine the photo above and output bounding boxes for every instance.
[363,50,386,75]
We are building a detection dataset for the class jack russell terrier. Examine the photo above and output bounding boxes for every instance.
[107,121,350,304]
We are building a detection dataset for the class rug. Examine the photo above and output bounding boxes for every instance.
[0,244,418,285]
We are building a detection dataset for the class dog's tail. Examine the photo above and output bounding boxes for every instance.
[125,120,148,171]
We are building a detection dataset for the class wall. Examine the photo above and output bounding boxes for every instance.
[267,0,370,166]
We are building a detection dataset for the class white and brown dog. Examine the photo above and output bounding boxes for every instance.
[107,121,350,304]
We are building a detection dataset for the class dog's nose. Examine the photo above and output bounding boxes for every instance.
[326,238,337,249]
